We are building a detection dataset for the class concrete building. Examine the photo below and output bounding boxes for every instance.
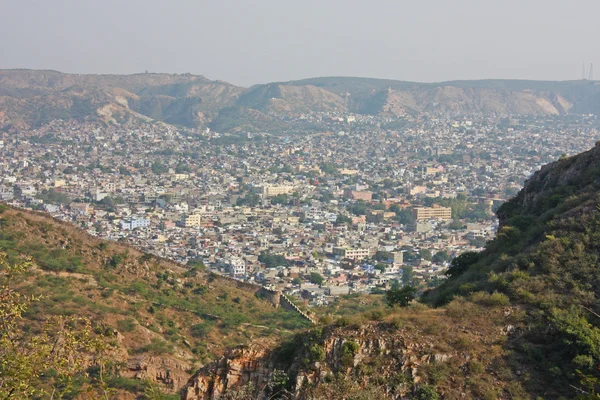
[332,247,372,260]
[412,206,452,221]
[257,185,295,197]
[226,257,246,276]
[181,213,202,227]
[121,217,150,230]
[71,203,93,215]
[392,251,404,266]
[344,189,373,201]
[414,221,433,233]
[0,186,14,201]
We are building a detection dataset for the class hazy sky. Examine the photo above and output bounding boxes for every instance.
[2,0,599,87]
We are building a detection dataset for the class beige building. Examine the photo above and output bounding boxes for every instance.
[332,247,373,260]
[181,213,202,227]
[70,203,93,215]
[258,185,295,197]
[408,185,427,196]
[344,189,373,201]
[412,206,452,221]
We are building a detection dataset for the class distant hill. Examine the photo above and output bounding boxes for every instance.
[2,69,600,132]
[0,69,243,131]
[0,205,308,396]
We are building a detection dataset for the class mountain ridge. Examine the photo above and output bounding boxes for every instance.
[2,69,600,132]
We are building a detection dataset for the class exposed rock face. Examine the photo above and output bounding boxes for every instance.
[182,346,275,400]
[125,355,191,391]
[182,325,459,400]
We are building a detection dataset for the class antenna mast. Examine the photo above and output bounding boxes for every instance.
[589,63,594,81]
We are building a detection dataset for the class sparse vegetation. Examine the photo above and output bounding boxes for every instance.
[0,206,310,397]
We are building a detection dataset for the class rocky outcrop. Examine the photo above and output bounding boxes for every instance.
[181,345,275,400]
[182,324,459,400]
[125,355,191,391]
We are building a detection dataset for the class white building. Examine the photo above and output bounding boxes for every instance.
[226,257,246,276]
[120,217,150,230]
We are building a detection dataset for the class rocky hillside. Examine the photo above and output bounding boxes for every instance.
[183,304,523,400]
[182,144,600,399]
[277,77,600,117]
[0,205,309,397]
[2,69,600,132]
[0,69,243,131]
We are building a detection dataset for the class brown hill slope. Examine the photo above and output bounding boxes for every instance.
[0,205,309,397]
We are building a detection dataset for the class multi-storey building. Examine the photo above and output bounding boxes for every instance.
[332,247,372,260]
[412,205,452,221]
[257,185,295,197]
[121,217,150,230]
[181,213,202,227]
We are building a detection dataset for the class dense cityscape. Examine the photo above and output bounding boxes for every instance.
[2,112,598,306]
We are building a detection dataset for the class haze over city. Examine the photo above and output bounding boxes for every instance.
[2,0,600,86]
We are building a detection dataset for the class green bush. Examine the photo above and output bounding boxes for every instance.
[309,344,326,362]
[572,354,594,370]
[367,310,385,321]
[470,291,510,307]
[117,318,137,332]
[468,360,485,374]
[190,322,213,338]
[342,341,360,358]
[137,338,173,355]
[105,376,146,393]
[414,384,440,400]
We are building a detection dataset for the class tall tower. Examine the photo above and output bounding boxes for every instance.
[589,63,594,81]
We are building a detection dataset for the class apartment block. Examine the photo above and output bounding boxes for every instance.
[412,206,452,221]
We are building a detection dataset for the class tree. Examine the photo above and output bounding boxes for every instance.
[237,192,261,207]
[0,253,113,399]
[151,161,168,174]
[446,251,479,278]
[448,219,466,230]
[402,266,413,286]
[335,214,352,226]
[470,237,487,248]
[309,272,325,286]
[419,248,432,261]
[36,189,71,205]
[432,251,451,264]
[270,194,289,205]
[258,252,289,268]
[374,250,391,262]
[395,209,414,224]
[348,201,368,216]
[385,283,417,307]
